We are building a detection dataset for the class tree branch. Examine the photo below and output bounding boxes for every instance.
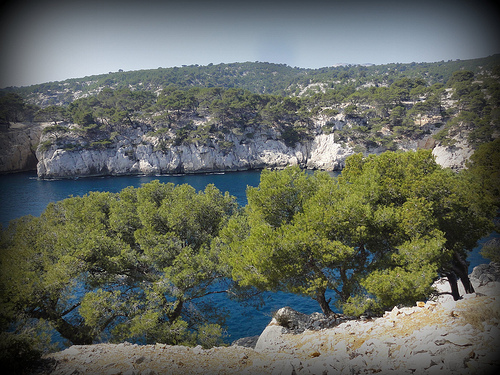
[61,302,81,317]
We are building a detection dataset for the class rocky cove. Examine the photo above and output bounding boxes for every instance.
[35,134,474,180]
[1,79,478,178]
[33,263,500,375]
[4,115,472,179]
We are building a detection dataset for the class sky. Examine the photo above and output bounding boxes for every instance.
[0,0,499,88]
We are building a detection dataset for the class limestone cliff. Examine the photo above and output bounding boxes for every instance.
[0,123,43,173]
[35,124,355,178]
[35,125,477,179]
[0,120,475,179]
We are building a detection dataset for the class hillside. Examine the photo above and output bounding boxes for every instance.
[3,55,500,106]
[1,56,500,176]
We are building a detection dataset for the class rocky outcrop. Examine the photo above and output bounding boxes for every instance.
[248,262,500,374]
[38,263,500,374]
[432,139,474,171]
[36,128,355,178]
[0,123,43,173]
[306,134,353,170]
[0,117,473,178]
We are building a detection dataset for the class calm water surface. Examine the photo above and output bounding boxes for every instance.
[0,171,261,226]
[0,170,495,343]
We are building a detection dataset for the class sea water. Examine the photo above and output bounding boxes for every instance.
[0,170,494,343]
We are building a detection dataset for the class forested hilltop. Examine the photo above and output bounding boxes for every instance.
[2,55,500,104]
[1,55,499,176]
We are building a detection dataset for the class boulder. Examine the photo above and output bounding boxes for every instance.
[470,262,500,286]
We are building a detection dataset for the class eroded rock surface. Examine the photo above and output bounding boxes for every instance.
[0,123,43,173]
[36,128,355,178]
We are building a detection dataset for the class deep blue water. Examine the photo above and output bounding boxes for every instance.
[0,171,261,227]
[0,170,338,342]
[0,170,495,344]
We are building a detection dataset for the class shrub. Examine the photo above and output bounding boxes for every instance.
[0,332,43,375]
[37,140,53,152]
[197,323,227,349]
[62,143,80,151]
[480,239,500,263]
[82,123,99,132]
[433,128,456,146]
[218,140,234,155]
[42,125,68,135]
[90,139,113,149]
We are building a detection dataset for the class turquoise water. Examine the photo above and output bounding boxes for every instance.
[0,170,494,343]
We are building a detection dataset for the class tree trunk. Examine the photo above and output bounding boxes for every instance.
[460,274,475,294]
[168,299,184,322]
[453,253,475,294]
[52,318,94,345]
[31,309,94,345]
[446,272,462,301]
[315,288,334,317]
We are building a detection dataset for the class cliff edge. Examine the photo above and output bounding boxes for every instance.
[34,263,500,375]
[0,123,43,174]
[35,123,355,178]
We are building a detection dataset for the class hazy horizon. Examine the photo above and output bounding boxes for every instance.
[1,0,499,88]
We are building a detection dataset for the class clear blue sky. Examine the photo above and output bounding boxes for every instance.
[0,0,498,88]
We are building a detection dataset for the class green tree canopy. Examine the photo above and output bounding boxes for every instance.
[465,138,500,207]
[221,151,495,317]
[0,181,241,348]
[339,151,494,314]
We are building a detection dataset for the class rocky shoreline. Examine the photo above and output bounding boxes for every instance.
[34,129,474,179]
[35,129,355,179]
[0,114,474,178]
[32,263,500,375]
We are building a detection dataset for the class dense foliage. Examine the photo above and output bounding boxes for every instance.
[4,56,499,101]
[0,182,244,350]
[220,151,496,317]
[0,149,497,371]
[0,93,39,124]
[1,56,499,369]
[33,86,318,153]
[2,56,499,157]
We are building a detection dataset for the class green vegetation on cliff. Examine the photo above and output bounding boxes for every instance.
[2,56,499,156]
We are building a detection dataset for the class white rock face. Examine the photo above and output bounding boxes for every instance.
[36,128,355,178]
[33,121,477,178]
[307,133,351,170]
[432,139,473,171]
